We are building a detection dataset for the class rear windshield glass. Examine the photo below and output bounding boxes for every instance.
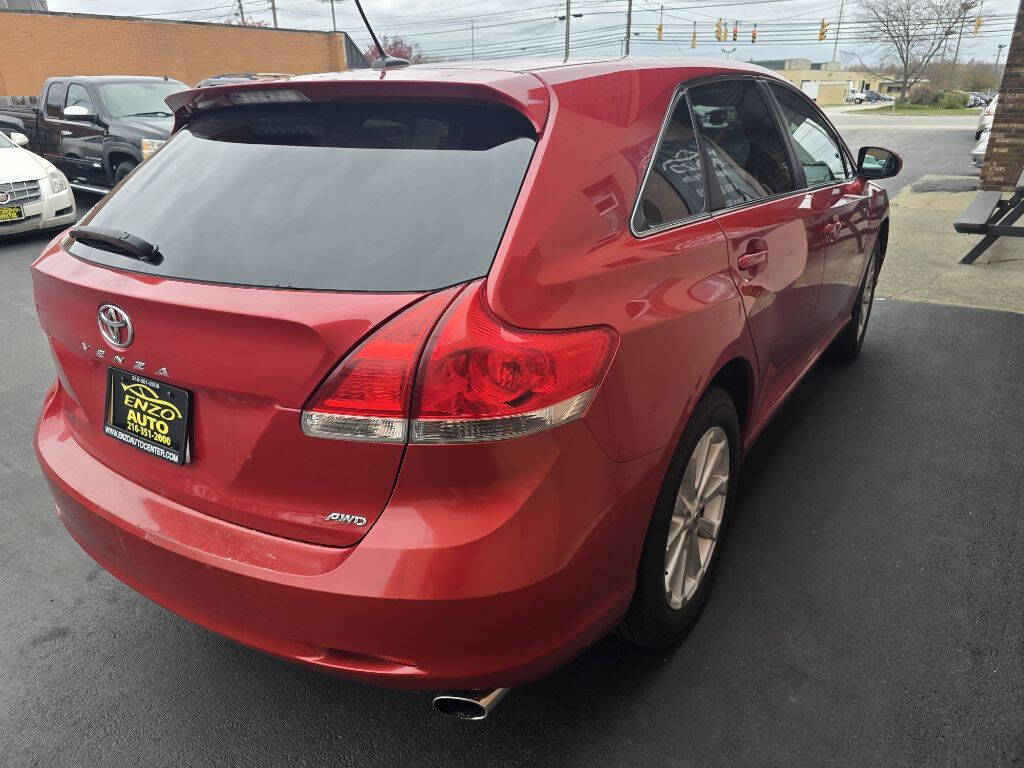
[70,101,537,291]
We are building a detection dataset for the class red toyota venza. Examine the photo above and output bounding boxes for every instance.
[32,59,899,718]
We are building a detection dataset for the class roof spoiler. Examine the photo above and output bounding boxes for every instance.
[165,75,549,136]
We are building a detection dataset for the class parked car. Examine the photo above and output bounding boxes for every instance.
[0,76,187,193]
[847,90,889,104]
[964,92,987,108]
[31,61,899,719]
[977,94,999,139]
[0,129,75,236]
[972,129,989,168]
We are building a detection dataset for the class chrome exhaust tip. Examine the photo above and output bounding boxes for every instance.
[432,688,510,720]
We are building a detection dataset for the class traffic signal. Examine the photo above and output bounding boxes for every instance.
[657,22,664,40]
[715,18,724,42]
[732,21,738,42]
[691,22,697,48]
[818,18,829,41]
[751,23,757,43]
[973,15,983,34]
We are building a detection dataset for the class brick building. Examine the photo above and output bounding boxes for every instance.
[980,2,1024,191]
[0,9,367,98]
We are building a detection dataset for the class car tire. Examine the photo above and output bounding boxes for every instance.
[855,98,863,104]
[113,160,137,184]
[617,387,740,648]
[830,241,881,361]
[975,130,983,140]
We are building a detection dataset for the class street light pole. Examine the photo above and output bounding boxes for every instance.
[564,0,571,61]
[270,0,278,28]
[720,47,736,59]
[625,0,633,55]
[995,42,1006,78]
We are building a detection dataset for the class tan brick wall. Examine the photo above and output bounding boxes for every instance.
[0,10,361,97]
[980,2,1023,192]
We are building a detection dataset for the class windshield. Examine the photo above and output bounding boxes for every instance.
[0,132,14,149]
[69,101,537,291]
[98,81,187,118]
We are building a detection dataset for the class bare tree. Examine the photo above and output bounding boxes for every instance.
[856,0,974,102]
[362,35,428,65]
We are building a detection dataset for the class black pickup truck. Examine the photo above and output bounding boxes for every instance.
[0,75,187,193]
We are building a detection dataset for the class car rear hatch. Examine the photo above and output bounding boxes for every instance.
[32,80,543,546]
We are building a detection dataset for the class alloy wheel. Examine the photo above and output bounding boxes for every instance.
[664,426,730,610]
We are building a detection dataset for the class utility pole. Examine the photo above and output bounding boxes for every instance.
[948,1,978,90]
[470,20,475,59]
[270,0,278,28]
[564,0,571,61]
[329,0,336,32]
[832,0,844,62]
[624,0,633,55]
[237,0,245,25]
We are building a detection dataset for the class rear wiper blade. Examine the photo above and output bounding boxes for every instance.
[69,226,162,264]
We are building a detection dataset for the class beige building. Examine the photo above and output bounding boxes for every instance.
[749,59,901,105]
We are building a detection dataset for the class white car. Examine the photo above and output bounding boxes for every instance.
[0,131,76,236]
[972,130,989,168]
[976,95,998,140]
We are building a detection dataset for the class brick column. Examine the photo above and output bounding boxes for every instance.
[980,2,1024,191]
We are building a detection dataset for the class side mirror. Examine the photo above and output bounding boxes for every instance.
[857,146,902,180]
[63,104,94,121]
[10,132,29,147]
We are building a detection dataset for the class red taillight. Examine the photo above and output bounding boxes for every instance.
[302,281,617,444]
[411,282,616,443]
[301,289,457,442]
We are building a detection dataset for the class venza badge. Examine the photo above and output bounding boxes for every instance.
[98,304,133,348]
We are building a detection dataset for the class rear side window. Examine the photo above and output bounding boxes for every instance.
[633,94,706,233]
[70,102,536,292]
[769,84,849,186]
[45,82,65,118]
[689,80,794,209]
[65,83,95,115]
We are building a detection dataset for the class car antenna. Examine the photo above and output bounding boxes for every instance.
[352,0,411,70]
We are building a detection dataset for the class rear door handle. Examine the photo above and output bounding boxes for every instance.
[737,249,768,272]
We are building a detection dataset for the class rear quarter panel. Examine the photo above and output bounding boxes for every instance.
[487,66,757,463]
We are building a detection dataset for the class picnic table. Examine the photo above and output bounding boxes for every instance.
[955,168,1024,264]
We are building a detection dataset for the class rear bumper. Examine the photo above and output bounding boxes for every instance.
[36,381,668,690]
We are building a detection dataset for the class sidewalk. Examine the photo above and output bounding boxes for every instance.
[876,174,1024,314]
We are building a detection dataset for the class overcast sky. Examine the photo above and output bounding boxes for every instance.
[46,0,1018,66]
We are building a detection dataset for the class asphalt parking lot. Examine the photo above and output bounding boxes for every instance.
[831,111,982,194]
[2,136,1022,765]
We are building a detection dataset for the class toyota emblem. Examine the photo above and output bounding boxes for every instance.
[97,304,133,349]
